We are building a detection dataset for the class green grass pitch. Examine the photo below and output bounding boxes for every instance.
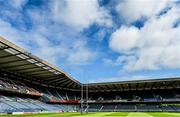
[0,112,180,117]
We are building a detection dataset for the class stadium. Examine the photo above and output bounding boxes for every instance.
[0,36,180,117]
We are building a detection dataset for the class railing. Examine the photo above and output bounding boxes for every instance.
[85,98,180,103]
[42,94,79,104]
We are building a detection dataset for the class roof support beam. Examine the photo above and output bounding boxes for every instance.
[32,73,54,77]
[0,50,6,53]
[120,84,124,91]
[17,67,44,73]
[128,83,131,91]
[171,81,176,86]
[136,83,139,90]
[104,85,112,91]
[26,70,52,76]
[38,77,63,83]
[150,82,156,90]
[54,79,70,86]
[157,82,165,90]
[112,84,119,91]
[72,82,80,89]
[61,80,73,87]
[66,81,75,88]
[0,53,21,59]
[8,66,38,72]
[0,69,33,83]
[42,74,64,79]
[71,82,76,89]
[41,76,64,82]
[0,46,9,50]
[143,82,147,90]
[0,43,10,50]
[50,78,68,84]
[116,84,123,91]
[170,81,176,89]
[0,59,28,65]
[47,77,67,84]
[0,63,36,69]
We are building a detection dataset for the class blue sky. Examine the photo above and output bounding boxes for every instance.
[0,0,180,83]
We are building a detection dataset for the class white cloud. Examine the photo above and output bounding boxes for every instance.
[0,0,112,68]
[67,41,97,65]
[51,0,112,31]
[116,0,171,23]
[0,3,97,67]
[109,5,180,71]
[0,19,26,45]
[109,26,140,52]
[0,18,58,64]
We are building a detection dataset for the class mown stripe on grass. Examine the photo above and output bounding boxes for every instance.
[127,112,153,117]
[149,112,180,117]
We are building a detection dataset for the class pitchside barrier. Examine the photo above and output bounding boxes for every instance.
[0,111,64,115]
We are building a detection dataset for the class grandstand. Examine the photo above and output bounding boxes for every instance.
[0,36,180,115]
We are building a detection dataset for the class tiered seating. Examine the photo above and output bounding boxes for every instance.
[161,105,175,112]
[88,104,172,112]
[63,105,76,112]
[172,105,180,111]
[135,105,161,112]
[0,96,66,113]
[116,104,135,111]
[1,73,180,113]
[101,104,115,112]
[147,105,161,112]
[0,78,42,96]
[88,104,102,112]
[36,86,79,104]
[136,105,149,112]
[89,104,147,112]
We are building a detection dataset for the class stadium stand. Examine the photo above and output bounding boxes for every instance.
[0,36,180,114]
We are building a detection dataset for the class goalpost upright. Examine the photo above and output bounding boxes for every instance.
[80,71,89,114]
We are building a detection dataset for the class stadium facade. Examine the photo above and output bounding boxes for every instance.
[0,36,180,114]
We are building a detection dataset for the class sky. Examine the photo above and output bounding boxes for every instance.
[0,0,180,83]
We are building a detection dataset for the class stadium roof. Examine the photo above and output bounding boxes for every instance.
[0,36,180,92]
[0,36,81,90]
[87,78,180,92]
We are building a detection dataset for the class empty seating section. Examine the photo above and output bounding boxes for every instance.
[135,105,161,112]
[0,78,41,96]
[161,105,174,112]
[0,76,78,113]
[34,85,78,102]
[146,105,161,112]
[87,104,180,112]
[116,104,135,111]
[88,104,102,112]
[87,90,180,103]
[0,95,77,113]
[0,75,180,113]
[173,105,180,111]
[101,104,115,111]
[136,105,148,112]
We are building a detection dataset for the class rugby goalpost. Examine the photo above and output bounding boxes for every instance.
[80,74,89,114]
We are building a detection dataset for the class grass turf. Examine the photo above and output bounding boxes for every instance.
[0,112,180,117]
